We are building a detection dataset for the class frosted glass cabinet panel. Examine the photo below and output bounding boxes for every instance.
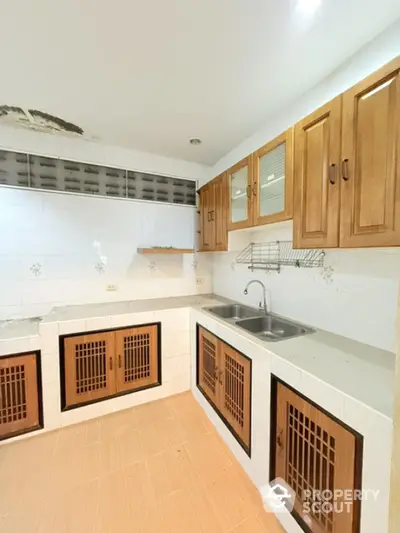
[259,143,285,216]
[228,156,253,230]
[253,128,294,226]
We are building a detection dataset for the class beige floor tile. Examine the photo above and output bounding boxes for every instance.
[0,391,282,533]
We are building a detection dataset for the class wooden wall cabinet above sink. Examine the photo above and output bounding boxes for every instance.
[294,56,400,249]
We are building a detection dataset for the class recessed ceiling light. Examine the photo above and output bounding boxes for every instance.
[296,0,322,14]
[189,138,202,145]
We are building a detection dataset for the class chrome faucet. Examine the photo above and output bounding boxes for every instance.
[243,280,268,314]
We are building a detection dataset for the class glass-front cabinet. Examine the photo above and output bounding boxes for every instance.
[227,128,293,230]
[227,156,253,230]
[253,128,293,226]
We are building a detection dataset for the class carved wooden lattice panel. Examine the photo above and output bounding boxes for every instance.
[0,353,39,439]
[64,332,115,408]
[198,327,219,406]
[220,344,251,452]
[275,381,360,533]
[115,325,159,393]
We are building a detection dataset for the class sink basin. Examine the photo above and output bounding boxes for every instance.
[205,304,264,320]
[236,315,314,342]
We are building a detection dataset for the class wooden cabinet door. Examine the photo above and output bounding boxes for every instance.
[0,353,40,439]
[197,327,219,407]
[340,57,400,247]
[219,343,251,452]
[228,156,253,230]
[213,173,228,251]
[293,97,342,248]
[275,382,359,533]
[253,128,294,226]
[115,325,159,393]
[64,331,115,408]
[199,184,215,251]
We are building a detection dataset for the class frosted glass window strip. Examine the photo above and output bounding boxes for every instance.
[0,149,195,205]
[0,150,29,187]
[128,171,195,205]
[259,143,286,217]
[230,166,248,223]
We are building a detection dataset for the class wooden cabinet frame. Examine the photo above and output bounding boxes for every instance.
[227,156,254,231]
[60,322,161,410]
[270,376,363,533]
[0,351,43,441]
[199,173,228,252]
[196,324,252,456]
[253,128,294,226]
[294,56,400,249]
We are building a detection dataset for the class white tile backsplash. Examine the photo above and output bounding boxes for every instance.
[0,187,212,319]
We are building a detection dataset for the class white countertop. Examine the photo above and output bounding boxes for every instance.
[42,294,227,322]
[0,317,42,340]
[0,294,395,419]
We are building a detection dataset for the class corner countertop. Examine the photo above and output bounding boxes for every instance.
[0,294,395,420]
[0,294,227,339]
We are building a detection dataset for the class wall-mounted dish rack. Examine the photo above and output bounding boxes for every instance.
[235,241,325,272]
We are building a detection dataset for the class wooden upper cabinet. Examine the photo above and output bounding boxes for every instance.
[253,128,294,226]
[64,331,116,408]
[115,324,159,393]
[199,174,228,252]
[293,97,342,248]
[199,183,213,251]
[340,57,400,247]
[227,156,253,230]
[213,173,228,251]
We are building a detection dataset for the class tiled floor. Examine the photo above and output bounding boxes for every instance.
[0,392,283,533]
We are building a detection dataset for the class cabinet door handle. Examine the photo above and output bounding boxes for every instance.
[213,366,218,380]
[211,210,215,221]
[276,429,283,450]
[207,211,211,221]
[109,357,113,371]
[118,354,122,368]
[329,163,337,185]
[342,159,349,181]
[218,370,223,385]
[247,184,251,198]
[253,182,257,197]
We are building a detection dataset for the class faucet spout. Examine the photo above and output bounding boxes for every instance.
[243,280,268,314]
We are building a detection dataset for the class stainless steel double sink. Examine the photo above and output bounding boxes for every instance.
[204,304,314,342]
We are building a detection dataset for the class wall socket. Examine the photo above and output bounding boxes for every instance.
[106,284,118,291]
[196,277,204,286]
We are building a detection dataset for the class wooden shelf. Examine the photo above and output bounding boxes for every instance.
[137,248,194,255]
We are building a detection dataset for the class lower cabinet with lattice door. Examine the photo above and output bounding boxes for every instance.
[196,325,252,455]
[0,352,43,441]
[271,377,363,533]
[61,323,161,410]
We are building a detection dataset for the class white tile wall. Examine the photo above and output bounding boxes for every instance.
[212,222,400,352]
[0,187,213,319]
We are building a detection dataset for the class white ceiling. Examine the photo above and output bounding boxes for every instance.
[1,0,400,165]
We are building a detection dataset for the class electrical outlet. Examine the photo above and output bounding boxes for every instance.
[196,277,204,286]
[106,284,118,292]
